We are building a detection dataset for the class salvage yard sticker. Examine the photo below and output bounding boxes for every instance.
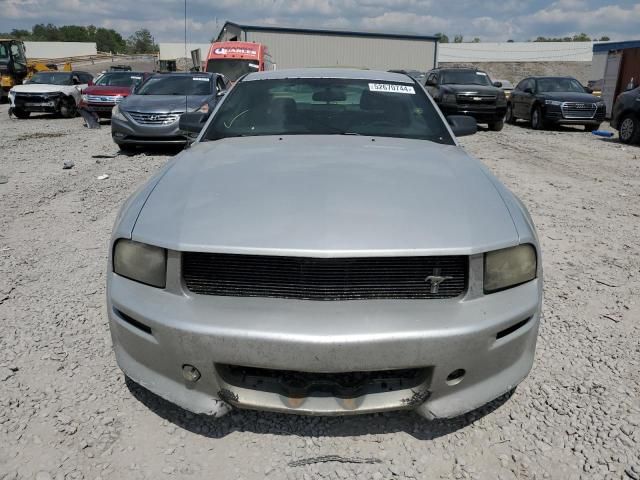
[369,83,415,94]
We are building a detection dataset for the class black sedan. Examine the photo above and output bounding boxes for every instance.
[506,76,605,131]
[611,86,640,144]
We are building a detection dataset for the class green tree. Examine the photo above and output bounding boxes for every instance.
[95,28,126,53]
[31,23,62,41]
[599,36,610,41]
[58,25,91,42]
[434,32,449,43]
[126,29,157,54]
[472,37,481,43]
[572,33,591,41]
[453,34,464,43]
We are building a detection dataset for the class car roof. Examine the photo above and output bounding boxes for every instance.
[156,72,216,76]
[527,76,577,80]
[243,68,414,83]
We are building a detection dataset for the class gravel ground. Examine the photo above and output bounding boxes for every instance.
[0,106,639,480]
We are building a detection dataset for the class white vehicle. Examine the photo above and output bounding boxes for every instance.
[9,71,93,119]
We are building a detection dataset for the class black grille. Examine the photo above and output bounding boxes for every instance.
[182,253,467,300]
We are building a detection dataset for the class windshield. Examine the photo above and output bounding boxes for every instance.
[95,72,144,87]
[537,78,586,93]
[202,77,454,145]
[206,59,259,82]
[29,72,72,85]
[136,75,213,95]
[440,70,492,86]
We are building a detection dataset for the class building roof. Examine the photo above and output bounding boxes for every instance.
[243,68,414,82]
[593,40,640,53]
[221,21,438,42]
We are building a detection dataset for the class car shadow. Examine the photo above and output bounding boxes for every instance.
[125,376,513,441]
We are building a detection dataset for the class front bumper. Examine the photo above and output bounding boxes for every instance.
[543,104,606,125]
[80,101,116,118]
[439,103,507,124]
[111,115,188,145]
[107,252,542,418]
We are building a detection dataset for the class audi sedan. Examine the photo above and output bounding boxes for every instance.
[108,68,542,419]
[111,72,227,151]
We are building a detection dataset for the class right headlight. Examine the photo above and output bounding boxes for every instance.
[484,244,537,293]
[111,104,126,121]
[113,239,167,288]
[544,99,563,106]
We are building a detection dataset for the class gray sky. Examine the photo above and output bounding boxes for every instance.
[2,0,639,42]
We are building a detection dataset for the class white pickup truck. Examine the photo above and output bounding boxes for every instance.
[9,71,93,119]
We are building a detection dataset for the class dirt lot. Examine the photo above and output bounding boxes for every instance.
[0,106,639,480]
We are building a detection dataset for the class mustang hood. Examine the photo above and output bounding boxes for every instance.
[120,94,209,113]
[132,136,519,255]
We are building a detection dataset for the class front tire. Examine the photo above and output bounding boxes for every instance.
[619,115,640,144]
[531,105,544,130]
[488,119,504,131]
[59,97,77,118]
[13,108,31,119]
[505,104,516,124]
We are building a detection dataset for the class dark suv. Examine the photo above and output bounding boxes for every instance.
[506,76,605,131]
[425,68,507,131]
[611,86,640,144]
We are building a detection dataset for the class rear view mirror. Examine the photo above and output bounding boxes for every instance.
[312,89,346,102]
[447,115,477,137]
[179,112,207,134]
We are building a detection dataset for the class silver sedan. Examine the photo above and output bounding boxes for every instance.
[107,68,542,419]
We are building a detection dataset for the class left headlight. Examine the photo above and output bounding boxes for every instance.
[111,104,126,121]
[113,239,167,288]
[484,244,537,293]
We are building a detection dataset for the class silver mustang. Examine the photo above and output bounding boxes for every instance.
[107,69,542,419]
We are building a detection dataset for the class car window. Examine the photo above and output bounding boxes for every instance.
[537,78,585,93]
[95,72,144,87]
[79,73,93,84]
[136,75,213,95]
[29,72,73,85]
[202,77,455,145]
[440,70,492,86]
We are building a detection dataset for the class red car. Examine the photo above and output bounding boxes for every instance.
[79,71,151,118]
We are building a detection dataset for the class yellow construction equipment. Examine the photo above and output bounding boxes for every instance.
[1,39,72,102]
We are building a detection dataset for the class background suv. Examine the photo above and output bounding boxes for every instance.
[506,76,606,131]
[425,67,507,131]
[611,86,640,144]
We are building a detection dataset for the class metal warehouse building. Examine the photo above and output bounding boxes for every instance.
[215,21,438,72]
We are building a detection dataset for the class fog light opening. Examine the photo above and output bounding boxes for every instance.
[182,364,201,383]
[446,369,466,386]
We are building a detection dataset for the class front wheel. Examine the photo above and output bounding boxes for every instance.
[12,108,31,119]
[619,115,640,144]
[488,119,504,131]
[531,105,544,130]
[505,104,516,124]
[59,97,77,118]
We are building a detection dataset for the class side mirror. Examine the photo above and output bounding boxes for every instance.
[425,79,436,86]
[216,90,226,98]
[179,112,207,134]
[523,87,534,94]
[584,86,593,94]
[493,81,503,88]
[447,115,477,137]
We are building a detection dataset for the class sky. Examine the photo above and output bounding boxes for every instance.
[2,0,640,43]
